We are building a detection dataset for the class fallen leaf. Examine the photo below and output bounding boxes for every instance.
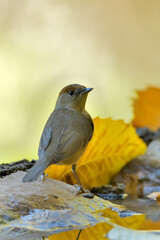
[49,209,145,240]
[49,217,160,240]
[49,223,111,240]
[139,219,160,230]
[45,117,146,189]
[133,87,160,130]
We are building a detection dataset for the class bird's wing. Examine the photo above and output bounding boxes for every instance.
[38,109,93,160]
[56,116,93,159]
[56,127,84,153]
[38,125,52,159]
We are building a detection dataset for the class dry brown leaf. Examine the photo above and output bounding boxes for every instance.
[45,117,146,189]
[133,86,160,130]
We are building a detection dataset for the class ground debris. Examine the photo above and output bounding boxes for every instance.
[136,127,160,145]
[0,159,35,178]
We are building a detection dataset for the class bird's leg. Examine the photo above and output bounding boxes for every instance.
[72,164,88,193]
[40,172,48,182]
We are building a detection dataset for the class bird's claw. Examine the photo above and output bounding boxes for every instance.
[74,184,90,194]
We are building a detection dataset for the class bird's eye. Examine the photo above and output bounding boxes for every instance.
[68,90,74,96]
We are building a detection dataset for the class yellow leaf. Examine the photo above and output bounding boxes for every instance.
[49,209,145,240]
[139,219,160,230]
[49,223,111,240]
[45,117,146,189]
[133,87,160,130]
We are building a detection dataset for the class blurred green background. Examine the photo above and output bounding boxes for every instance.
[1,0,160,163]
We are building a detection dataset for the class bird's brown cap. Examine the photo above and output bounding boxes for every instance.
[59,84,86,96]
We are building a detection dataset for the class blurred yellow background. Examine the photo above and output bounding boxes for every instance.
[1,0,160,163]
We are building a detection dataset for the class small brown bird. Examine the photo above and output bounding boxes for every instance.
[22,84,94,191]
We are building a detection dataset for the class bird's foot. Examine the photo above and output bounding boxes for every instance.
[74,184,90,194]
[40,173,48,182]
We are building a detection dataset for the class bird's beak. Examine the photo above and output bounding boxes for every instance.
[80,87,93,95]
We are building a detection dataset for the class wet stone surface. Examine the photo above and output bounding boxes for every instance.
[0,171,134,240]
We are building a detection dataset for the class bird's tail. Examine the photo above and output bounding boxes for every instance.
[22,158,49,182]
